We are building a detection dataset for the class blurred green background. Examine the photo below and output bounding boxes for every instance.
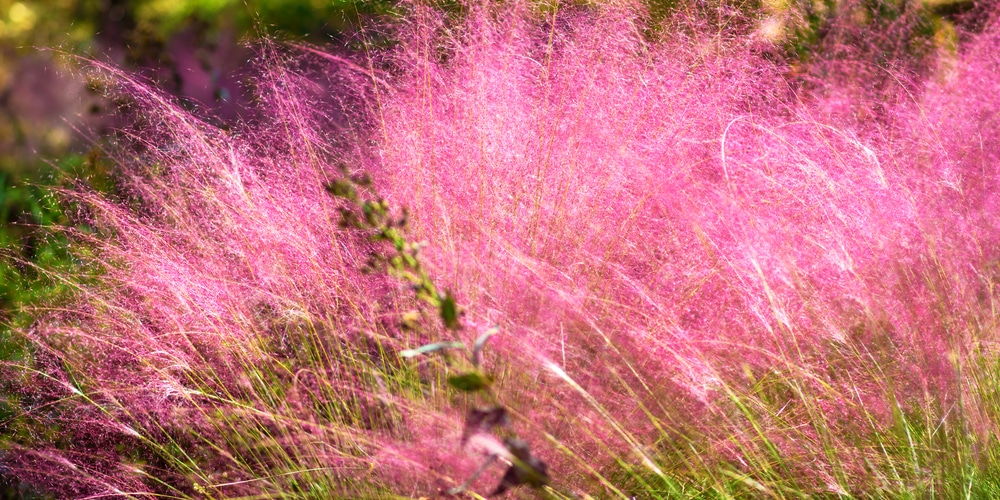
[0,0,982,497]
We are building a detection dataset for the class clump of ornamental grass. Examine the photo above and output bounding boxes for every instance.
[356,2,1000,497]
[0,56,501,497]
[6,0,1000,498]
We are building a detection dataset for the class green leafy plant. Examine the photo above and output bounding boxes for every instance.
[327,165,550,497]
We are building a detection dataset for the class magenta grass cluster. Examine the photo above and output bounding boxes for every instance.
[9,1,1000,497]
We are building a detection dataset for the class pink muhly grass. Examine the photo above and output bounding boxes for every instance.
[360,3,1000,495]
[7,55,470,497]
[7,1,1000,498]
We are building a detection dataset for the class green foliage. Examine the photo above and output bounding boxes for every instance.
[0,161,80,500]
[0,151,113,325]
[0,0,397,51]
[327,166,551,497]
[447,371,493,392]
[0,165,74,328]
[439,292,459,330]
[132,0,396,40]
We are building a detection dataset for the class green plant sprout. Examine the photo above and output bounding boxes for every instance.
[326,164,550,497]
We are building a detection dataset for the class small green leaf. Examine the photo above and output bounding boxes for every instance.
[447,372,492,392]
[440,292,460,330]
[325,179,357,201]
[399,341,465,358]
[400,253,417,270]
